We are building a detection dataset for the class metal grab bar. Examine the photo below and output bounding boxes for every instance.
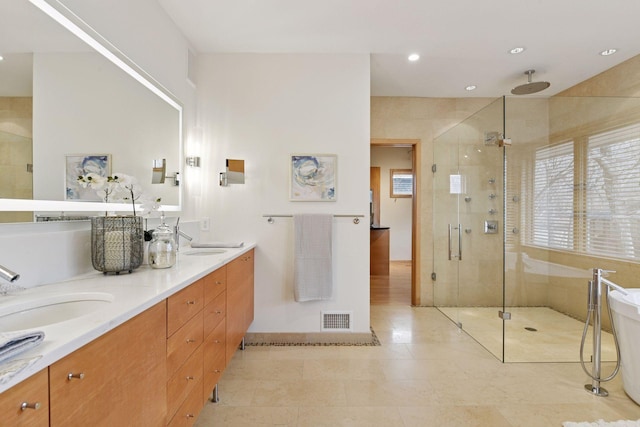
[262,214,364,225]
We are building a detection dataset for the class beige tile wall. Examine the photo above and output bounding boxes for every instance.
[371,53,640,319]
[0,97,33,223]
[371,97,496,305]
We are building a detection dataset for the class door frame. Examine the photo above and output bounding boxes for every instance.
[370,138,421,306]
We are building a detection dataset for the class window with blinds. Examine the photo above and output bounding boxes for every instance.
[390,169,413,197]
[585,125,640,260]
[529,141,575,250]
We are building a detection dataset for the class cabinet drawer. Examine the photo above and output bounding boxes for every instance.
[204,266,226,305]
[167,279,204,337]
[0,368,48,427]
[203,318,226,398]
[167,310,204,378]
[203,290,226,337]
[168,378,204,427]
[167,346,203,422]
[50,302,167,427]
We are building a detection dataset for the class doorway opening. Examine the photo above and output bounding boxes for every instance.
[370,139,421,306]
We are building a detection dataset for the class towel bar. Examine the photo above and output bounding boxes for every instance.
[263,214,364,225]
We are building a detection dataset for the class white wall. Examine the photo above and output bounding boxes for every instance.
[194,54,371,333]
[371,146,413,260]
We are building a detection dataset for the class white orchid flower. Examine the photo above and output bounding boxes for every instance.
[140,196,163,218]
[77,173,106,189]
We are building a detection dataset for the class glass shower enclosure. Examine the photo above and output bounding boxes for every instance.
[433,95,638,363]
[433,98,506,359]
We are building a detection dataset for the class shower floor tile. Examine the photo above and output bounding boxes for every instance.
[438,306,617,362]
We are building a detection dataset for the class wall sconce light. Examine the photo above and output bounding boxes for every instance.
[186,156,201,167]
[219,159,245,186]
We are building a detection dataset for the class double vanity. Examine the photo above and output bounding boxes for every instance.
[0,244,255,426]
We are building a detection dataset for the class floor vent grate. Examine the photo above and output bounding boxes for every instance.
[321,311,353,331]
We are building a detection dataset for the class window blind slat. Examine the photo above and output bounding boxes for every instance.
[528,141,575,250]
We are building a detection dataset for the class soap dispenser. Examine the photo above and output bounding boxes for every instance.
[148,213,177,269]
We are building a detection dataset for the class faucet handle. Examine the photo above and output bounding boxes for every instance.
[594,268,616,277]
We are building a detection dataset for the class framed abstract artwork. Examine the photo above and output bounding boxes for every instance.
[290,154,337,201]
[65,154,111,200]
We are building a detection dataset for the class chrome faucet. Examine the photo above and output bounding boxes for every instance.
[0,264,24,295]
[0,264,19,283]
[174,217,193,251]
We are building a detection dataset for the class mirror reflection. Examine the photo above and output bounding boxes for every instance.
[0,0,181,223]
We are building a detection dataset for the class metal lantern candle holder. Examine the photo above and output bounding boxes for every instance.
[91,216,144,274]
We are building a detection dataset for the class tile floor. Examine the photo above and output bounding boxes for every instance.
[195,305,640,426]
[438,306,618,362]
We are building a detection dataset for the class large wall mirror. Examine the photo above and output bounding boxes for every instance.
[0,0,182,223]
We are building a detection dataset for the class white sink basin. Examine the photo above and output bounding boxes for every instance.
[184,249,227,256]
[0,292,114,332]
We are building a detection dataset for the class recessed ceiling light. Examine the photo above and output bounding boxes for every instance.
[465,85,477,91]
[600,48,617,56]
[509,47,525,54]
[408,53,420,62]
[0,55,4,61]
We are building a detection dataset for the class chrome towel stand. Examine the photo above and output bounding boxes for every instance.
[262,214,364,225]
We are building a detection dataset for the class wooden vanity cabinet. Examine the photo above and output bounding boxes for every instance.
[166,278,205,425]
[202,266,227,402]
[49,302,167,427]
[226,249,254,363]
[2,249,255,427]
[0,368,48,426]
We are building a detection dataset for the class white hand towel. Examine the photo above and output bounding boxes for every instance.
[294,214,333,302]
[0,330,45,364]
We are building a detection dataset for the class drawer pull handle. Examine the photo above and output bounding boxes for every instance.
[215,281,223,285]
[186,300,196,305]
[67,372,85,381]
[186,376,195,381]
[186,338,196,343]
[214,369,221,373]
[215,310,222,314]
[21,402,41,411]
[214,339,220,343]
[186,414,195,418]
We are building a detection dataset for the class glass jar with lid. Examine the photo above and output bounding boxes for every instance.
[148,214,176,269]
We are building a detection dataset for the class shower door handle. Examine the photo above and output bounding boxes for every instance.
[448,224,462,261]
[448,224,452,260]
[457,224,462,261]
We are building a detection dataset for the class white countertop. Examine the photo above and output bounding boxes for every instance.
[0,243,256,394]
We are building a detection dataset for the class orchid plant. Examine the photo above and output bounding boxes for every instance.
[77,173,161,217]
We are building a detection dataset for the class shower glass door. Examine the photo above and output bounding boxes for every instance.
[433,97,506,361]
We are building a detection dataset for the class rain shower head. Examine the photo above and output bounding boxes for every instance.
[511,69,550,95]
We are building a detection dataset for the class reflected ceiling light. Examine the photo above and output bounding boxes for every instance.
[408,53,420,62]
[465,85,477,91]
[0,55,4,61]
[600,48,617,56]
[29,0,181,111]
[509,47,525,54]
